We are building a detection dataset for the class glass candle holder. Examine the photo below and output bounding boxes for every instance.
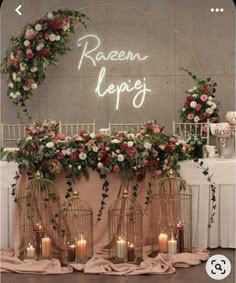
[33,223,43,259]
[76,235,88,263]
[26,242,36,259]
[174,221,184,253]
[67,241,76,263]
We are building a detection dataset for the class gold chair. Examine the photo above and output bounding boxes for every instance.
[172,120,210,144]
[1,123,29,148]
[108,122,144,135]
[59,121,96,135]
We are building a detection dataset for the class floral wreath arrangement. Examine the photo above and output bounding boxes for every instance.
[1,9,88,120]
[7,119,191,221]
[179,68,219,123]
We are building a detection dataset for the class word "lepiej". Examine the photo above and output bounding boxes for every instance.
[77,34,151,110]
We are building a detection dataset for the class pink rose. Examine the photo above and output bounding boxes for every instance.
[195,104,202,111]
[153,126,160,133]
[159,144,166,151]
[16,50,22,56]
[98,143,104,149]
[113,165,120,173]
[200,94,208,102]
[26,51,34,59]
[86,140,94,146]
[187,113,194,120]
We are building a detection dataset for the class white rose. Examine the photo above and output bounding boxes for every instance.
[194,115,200,123]
[97,162,103,169]
[31,83,38,89]
[207,101,212,106]
[190,101,197,108]
[10,93,16,99]
[36,43,44,51]
[144,142,152,150]
[79,152,87,160]
[66,148,71,155]
[182,108,185,112]
[35,24,42,31]
[56,35,61,41]
[47,13,53,19]
[26,136,32,141]
[23,86,30,91]
[127,133,135,140]
[206,108,213,114]
[211,103,217,110]
[192,93,198,98]
[90,133,96,139]
[77,165,81,170]
[208,96,213,101]
[20,63,26,71]
[15,91,21,97]
[12,72,17,81]
[92,146,99,152]
[63,23,70,31]
[49,34,56,41]
[46,142,54,148]
[8,82,14,88]
[30,67,38,72]
[24,40,30,47]
[117,154,125,162]
[111,139,120,144]
[127,141,134,147]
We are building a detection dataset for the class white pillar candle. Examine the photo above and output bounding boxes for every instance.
[116,237,127,258]
[76,238,87,261]
[158,233,168,253]
[168,238,177,254]
[26,244,35,258]
[41,236,52,258]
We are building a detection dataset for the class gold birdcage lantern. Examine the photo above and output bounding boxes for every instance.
[151,169,192,254]
[17,171,62,260]
[108,181,143,264]
[59,190,93,264]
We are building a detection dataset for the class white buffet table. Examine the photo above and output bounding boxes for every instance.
[179,158,235,249]
[1,159,235,249]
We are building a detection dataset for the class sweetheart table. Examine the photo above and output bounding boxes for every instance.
[0,159,235,250]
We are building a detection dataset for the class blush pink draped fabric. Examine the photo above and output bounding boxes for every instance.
[0,247,208,275]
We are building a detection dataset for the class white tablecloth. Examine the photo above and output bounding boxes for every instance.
[1,159,235,249]
[179,158,235,248]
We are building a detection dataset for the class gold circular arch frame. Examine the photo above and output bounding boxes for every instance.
[78,2,203,76]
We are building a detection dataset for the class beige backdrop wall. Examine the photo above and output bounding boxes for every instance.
[0,0,235,133]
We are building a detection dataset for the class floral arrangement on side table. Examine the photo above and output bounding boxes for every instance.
[180,68,219,123]
[1,9,88,120]
[7,119,191,221]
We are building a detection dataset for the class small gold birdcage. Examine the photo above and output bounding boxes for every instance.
[151,169,192,254]
[17,171,62,260]
[108,181,143,264]
[59,190,93,264]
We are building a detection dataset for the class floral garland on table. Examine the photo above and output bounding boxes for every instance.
[1,9,88,120]
[180,68,219,123]
[6,120,191,221]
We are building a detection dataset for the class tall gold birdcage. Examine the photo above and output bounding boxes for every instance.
[17,171,62,260]
[151,169,192,254]
[59,190,93,264]
[108,181,143,264]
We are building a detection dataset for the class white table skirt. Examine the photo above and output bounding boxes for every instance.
[1,159,235,249]
[178,158,236,249]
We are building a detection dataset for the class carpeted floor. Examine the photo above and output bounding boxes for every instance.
[0,248,235,283]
